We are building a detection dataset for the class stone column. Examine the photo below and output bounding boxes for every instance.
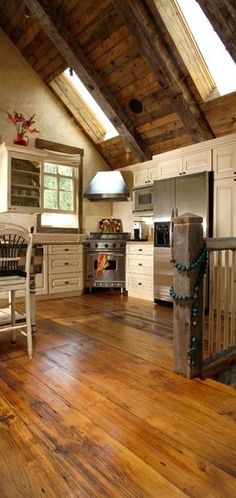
[172,213,205,378]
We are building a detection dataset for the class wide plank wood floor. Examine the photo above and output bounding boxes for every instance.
[0,291,235,497]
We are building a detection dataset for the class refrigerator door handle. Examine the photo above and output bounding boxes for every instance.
[175,207,178,217]
[170,208,175,262]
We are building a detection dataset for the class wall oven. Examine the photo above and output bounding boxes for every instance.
[133,186,153,214]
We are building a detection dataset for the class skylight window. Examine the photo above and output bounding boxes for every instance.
[176,0,236,96]
[64,68,119,140]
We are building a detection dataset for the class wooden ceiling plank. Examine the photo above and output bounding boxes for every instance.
[111,0,214,142]
[17,23,41,52]
[24,0,150,162]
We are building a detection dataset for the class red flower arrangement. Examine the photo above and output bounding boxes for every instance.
[7,110,39,145]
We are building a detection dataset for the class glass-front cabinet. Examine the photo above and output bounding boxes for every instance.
[0,143,45,213]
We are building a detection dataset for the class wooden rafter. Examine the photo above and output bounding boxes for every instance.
[24,0,150,163]
[112,0,214,143]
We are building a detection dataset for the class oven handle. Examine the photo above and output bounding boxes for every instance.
[86,252,125,257]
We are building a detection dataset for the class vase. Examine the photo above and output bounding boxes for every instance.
[14,133,29,146]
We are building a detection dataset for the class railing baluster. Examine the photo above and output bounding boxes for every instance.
[230,250,236,346]
[224,250,230,348]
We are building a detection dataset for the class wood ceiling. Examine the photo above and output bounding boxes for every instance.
[1,0,236,169]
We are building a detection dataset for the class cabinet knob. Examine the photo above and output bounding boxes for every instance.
[138,263,142,266]
[138,282,142,285]
[64,248,69,251]
[138,248,143,251]
[179,172,182,176]
[64,262,69,265]
[64,281,69,284]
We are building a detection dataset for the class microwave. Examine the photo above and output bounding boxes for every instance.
[133,186,153,213]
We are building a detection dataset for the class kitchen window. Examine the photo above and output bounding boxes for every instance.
[40,160,79,230]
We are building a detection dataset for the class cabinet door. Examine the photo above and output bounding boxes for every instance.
[148,165,159,183]
[183,149,211,175]
[213,143,236,179]
[133,169,149,187]
[158,157,182,179]
[35,246,48,295]
[214,178,236,237]
[10,153,42,213]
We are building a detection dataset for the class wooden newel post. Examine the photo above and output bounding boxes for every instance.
[172,213,205,378]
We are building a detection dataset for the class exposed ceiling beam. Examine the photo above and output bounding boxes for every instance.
[24,0,150,163]
[112,0,214,143]
[197,0,236,63]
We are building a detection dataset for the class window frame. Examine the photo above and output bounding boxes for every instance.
[35,139,84,234]
[43,160,78,215]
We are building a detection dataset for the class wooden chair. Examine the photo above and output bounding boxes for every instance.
[0,223,33,358]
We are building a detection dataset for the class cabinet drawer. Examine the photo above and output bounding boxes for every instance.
[48,273,83,294]
[48,244,82,255]
[49,254,83,273]
[126,274,153,300]
[126,244,153,256]
[126,255,153,275]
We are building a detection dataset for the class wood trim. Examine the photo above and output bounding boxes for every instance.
[24,0,150,163]
[206,238,236,251]
[35,138,84,156]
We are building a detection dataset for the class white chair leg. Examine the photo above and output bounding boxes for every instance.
[25,285,33,359]
[10,290,16,345]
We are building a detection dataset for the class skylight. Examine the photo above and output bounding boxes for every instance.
[176,0,236,96]
[64,68,119,140]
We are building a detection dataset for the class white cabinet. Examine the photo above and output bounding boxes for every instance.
[133,164,159,187]
[126,243,153,301]
[48,244,83,294]
[213,143,236,179]
[157,149,211,180]
[0,143,44,213]
[35,245,48,296]
[214,177,236,237]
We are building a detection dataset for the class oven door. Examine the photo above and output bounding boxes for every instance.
[85,251,125,287]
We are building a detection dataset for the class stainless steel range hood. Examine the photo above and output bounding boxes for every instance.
[83,171,130,201]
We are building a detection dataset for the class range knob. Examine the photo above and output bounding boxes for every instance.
[95,243,98,248]
[120,243,124,248]
[85,242,90,248]
[113,243,116,248]
[105,243,109,248]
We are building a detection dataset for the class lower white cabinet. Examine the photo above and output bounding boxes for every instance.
[35,245,48,296]
[35,243,83,297]
[126,243,153,301]
[48,244,83,295]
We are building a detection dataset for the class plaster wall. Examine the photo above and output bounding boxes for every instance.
[0,29,112,233]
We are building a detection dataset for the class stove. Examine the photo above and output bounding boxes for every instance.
[83,232,130,291]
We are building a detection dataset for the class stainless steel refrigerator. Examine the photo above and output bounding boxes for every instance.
[153,171,213,302]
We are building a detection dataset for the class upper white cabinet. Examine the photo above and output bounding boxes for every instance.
[0,143,45,213]
[213,142,236,179]
[158,149,211,180]
[133,163,159,187]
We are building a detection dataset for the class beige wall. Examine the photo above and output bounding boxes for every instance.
[0,29,112,233]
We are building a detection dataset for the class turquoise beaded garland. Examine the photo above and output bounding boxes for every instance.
[169,245,208,304]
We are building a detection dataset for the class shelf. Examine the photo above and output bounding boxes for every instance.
[12,183,40,189]
[11,168,40,176]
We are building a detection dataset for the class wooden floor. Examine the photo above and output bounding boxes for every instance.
[0,291,236,497]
